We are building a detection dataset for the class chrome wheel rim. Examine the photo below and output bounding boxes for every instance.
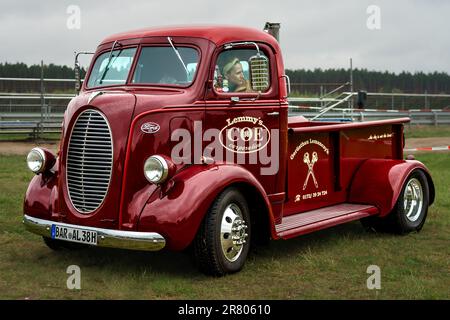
[403,178,423,222]
[220,203,248,262]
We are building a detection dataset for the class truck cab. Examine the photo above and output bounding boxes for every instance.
[23,25,434,276]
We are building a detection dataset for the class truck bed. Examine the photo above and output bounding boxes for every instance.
[283,116,409,216]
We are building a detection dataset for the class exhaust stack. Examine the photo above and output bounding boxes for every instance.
[263,22,280,42]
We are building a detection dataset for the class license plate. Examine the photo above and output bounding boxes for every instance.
[51,224,98,245]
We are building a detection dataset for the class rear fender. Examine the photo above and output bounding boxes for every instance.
[137,163,274,251]
[349,159,434,217]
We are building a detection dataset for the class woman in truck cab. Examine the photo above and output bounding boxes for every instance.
[222,57,253,93]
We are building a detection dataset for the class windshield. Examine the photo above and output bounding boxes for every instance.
[87,47,137,88]
[131,46,199,86]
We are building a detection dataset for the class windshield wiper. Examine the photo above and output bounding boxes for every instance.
[167,37,189,77]
[98,40,120,84]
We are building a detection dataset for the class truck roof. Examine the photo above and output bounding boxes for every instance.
[100,25,279,47]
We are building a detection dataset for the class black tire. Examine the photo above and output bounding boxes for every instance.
[42,237,86,251]
[360,215,388,233]
[193,187,251,276]
[361,169,429,234]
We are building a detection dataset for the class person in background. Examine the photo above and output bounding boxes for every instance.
[222,57,253,93]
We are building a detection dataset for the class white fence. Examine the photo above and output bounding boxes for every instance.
[1,75,450,138]
[1,108,449,139]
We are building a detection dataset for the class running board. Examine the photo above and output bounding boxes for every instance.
[276,203,378,239]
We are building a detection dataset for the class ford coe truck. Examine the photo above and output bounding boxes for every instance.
[23,25,434,276]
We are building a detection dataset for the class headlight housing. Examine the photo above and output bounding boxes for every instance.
[143,155,170,184]
[26,147,56,174]
[27,148,46,174]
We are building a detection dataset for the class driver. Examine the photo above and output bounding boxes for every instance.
[222,58,253,93]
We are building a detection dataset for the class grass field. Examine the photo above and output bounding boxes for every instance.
[0,151,448,300]
[404,125,450,139]
[0,133,61,142]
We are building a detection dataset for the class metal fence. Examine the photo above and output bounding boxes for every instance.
[1,77,450,139]
[288,107,450,125]
[290,82,450,110]
[1,107,449,139]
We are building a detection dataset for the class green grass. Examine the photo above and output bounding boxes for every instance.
[404,125,450,138]
[0,133,61,142]
[0,153,449,299]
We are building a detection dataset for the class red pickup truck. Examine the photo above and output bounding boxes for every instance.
[23,25,434,276]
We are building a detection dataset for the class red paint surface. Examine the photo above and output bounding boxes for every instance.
[24,26,434,251]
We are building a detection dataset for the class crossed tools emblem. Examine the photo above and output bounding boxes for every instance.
[303,152,318,190]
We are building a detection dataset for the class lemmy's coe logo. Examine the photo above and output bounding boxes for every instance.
[219,116,270,153]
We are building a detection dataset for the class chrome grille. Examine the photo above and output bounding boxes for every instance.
[67,109,113,213]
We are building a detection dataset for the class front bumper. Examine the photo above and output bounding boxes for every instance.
[23,214,166,251]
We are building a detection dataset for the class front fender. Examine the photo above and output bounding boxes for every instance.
[137,163,274,251]
[349,159,434,217]
[23,172,59,220]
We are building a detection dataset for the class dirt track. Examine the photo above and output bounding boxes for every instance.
[404,137,450,149]
[1,138,449,156]
[0,141,58,155]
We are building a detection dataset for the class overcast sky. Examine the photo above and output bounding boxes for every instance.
[1,0,449,73]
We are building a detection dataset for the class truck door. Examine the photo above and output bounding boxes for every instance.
[204,45,281,196]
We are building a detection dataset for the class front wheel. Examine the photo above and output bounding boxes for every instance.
[193,187,251,276]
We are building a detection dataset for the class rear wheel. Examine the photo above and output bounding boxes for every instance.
[361,169,429,234]
[193,187,251,276]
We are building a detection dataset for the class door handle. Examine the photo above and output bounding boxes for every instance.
[267,111,279,116]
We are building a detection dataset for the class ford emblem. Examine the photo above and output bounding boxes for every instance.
[141,122,160,134]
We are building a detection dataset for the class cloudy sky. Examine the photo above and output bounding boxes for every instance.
[1,0,449,73]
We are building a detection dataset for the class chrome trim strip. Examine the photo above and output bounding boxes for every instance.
[23,214,166,251]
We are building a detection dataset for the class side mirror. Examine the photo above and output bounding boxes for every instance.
[249,54,270,92]
[74,61,81,93]
[74,51,95,94]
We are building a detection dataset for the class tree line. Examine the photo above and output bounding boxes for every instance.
[0,62,86,79]
[0,62,449,96]
[0,62,86,93]
[286,68,450,95]
[285,68,450,109]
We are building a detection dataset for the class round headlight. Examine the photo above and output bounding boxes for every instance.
[27,148,46,174]
[144,155,169,184]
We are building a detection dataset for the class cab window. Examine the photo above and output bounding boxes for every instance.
[132,47,199,86]
[87,47,137,88]
[214,49,270,94]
